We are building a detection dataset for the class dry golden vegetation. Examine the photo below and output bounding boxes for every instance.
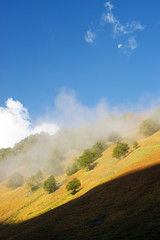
[0,131,160,239]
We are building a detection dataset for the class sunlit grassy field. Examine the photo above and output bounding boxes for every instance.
[0,131,160,229]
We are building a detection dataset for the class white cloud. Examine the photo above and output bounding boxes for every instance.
[85,29,96,43]
[104,1,114,11]
[32,123,59,135]
[0,98,59,148]
[128,21,145,31]
[0,93,108,148]
[102,2,145,38]
[53,89,108,127]
[118,43,123,48]
[101,1,145,53]
[102,12,117,24]
[85,1,145,53]
[123,36,138,51]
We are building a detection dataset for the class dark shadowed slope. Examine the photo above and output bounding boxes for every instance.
[0,164,160,240]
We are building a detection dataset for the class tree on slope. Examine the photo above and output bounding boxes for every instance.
[112,142,129,160]
[139,119,160,137]
[27,175,40,192]
[91,141,106,158]
[133,141,139,149]
[34,170,43,180]
[43,175,57,193]
[108,132,122,144]
[66,178,81,195]
[78,149,95,171]
[7,172,24,189]
[26,170,44,192]
[66,161,80,176]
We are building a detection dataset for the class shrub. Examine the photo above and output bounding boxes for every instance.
[133,141,139,149]
[139,119,160,137]
[43,175,57,193]
[112,142,129,160]
[7,172,24,189]
[66,178,81,194]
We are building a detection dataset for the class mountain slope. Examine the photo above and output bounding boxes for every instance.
[0,131,160,239]
[0,164,160,240]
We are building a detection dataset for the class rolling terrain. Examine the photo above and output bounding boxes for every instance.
[0,131,160,239]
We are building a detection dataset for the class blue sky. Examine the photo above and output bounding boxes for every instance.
[1,0,160,121]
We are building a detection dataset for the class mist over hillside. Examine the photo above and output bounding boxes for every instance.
[0,103,160,181]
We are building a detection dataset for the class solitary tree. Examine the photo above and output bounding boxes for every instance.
[66,178,81,194]
[112,142,129,160]
[43,175,57,193]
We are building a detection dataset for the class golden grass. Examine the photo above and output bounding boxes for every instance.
[0,131,160,224]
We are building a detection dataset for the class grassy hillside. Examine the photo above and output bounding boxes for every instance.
[0,131,160,239]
